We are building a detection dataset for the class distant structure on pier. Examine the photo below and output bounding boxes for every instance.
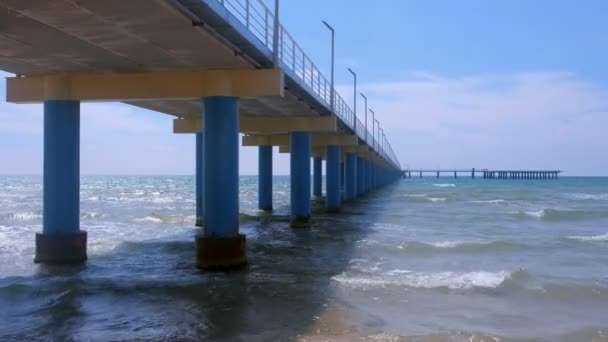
[401,169,561,179]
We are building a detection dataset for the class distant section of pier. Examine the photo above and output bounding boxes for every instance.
[401,169,561,179]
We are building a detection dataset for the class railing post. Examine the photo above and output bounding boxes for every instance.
[245,0,250,28]
[272,0,280,67]
[264,9,269,46]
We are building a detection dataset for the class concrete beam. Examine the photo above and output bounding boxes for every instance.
[7,69,284,103]
[242,133,357,147]
[279,145,326,159]
[175,116,337,134]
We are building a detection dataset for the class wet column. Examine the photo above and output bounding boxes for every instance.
[340,162,345,189]
[290,131,312,227]
[357,157,365,196]
[326,145,341,212]
[313,157,322,197]
[345,152,356,201]
[366,159,372,192]
[36,100,87,264]
[258,145,273,211]
[198,96,246,270]
[195,133,205,227]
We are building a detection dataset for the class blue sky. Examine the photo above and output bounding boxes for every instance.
[1,0,607,175]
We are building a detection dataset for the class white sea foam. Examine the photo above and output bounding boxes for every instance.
[429,240,467,248]
[3,212,41,221]
[523,210,545,218]
[87,196,100,201]
[566,233,608,242]
[428,197,446,202]
[402,194,428,198]
[134,216,163,224]
[151,197,175,204]
[333,270,512,289]
[471,199,506,204]
[568,193,608,200]
[433,183,455,187]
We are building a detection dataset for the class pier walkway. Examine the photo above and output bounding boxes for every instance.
[1,0,401,269]
[402,169,561,179]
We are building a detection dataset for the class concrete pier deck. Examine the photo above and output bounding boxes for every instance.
[1,0,401,269]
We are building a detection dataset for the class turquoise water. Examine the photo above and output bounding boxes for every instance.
[0,176,607,341]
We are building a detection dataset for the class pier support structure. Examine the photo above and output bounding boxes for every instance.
[313,157,322,197]
[36,100,87,264]
[345,152,357,201]
[197,96,246,270]
[290,131,312,227]
[258,145,273,211]
[326,145,341,212]
[357,157,365,196]
[195,133,204,227]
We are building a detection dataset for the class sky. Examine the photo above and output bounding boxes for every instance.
[1,0,607,175]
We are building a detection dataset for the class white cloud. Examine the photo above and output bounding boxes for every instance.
[340,71,608,175]
[0,71,606,175]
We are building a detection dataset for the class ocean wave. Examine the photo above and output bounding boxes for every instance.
[471,199,506,204]
[433,184,455,187]
[568,193,608,200]
[428,197,446,202]
[333,269,524,290]
[0,211,41,221]
[398,240,525,253]
[151,197,176,204]
[401,194,428,198]
[511,208,608,221]
[134,214,194,224]
[81,211,99,220]
[565,233,608,242]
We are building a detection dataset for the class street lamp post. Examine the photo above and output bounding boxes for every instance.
[321,20,335,114]
[370,109,375,152]
[375,118,380,153]
[360,93,368,143]
[347,68,357,132]
[380,128,385,157]
[272,0,280,67]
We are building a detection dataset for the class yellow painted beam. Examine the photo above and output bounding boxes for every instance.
[279,145,326,159]
[174,116,337,134]
[240,116,336,133]
[241,134,357,146]
[7,69,284,103]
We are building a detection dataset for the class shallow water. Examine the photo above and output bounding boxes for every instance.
[1,176,607,341]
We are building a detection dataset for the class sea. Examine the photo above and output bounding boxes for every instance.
[0,175,607,341]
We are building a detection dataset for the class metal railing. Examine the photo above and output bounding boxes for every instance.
[215,0,400,169]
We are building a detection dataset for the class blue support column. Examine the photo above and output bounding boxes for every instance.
[195,133,204,227]
[258,145,273,211]
[345,152,356,201]
[197,96,246,270]
[36,100,86,263]
[326,145,341,212]
[290,131,311,227]
[340,162,345,189]
[357,157,365,196]
[366,159,372,193]
[313,157,322,197]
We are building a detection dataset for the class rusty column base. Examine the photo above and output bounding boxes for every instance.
[196,234,247,271]
[290,216,311,228]
[34,231,87,264]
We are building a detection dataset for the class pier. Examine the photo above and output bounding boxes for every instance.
[402,169,561,179]
[0,0,401,270]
